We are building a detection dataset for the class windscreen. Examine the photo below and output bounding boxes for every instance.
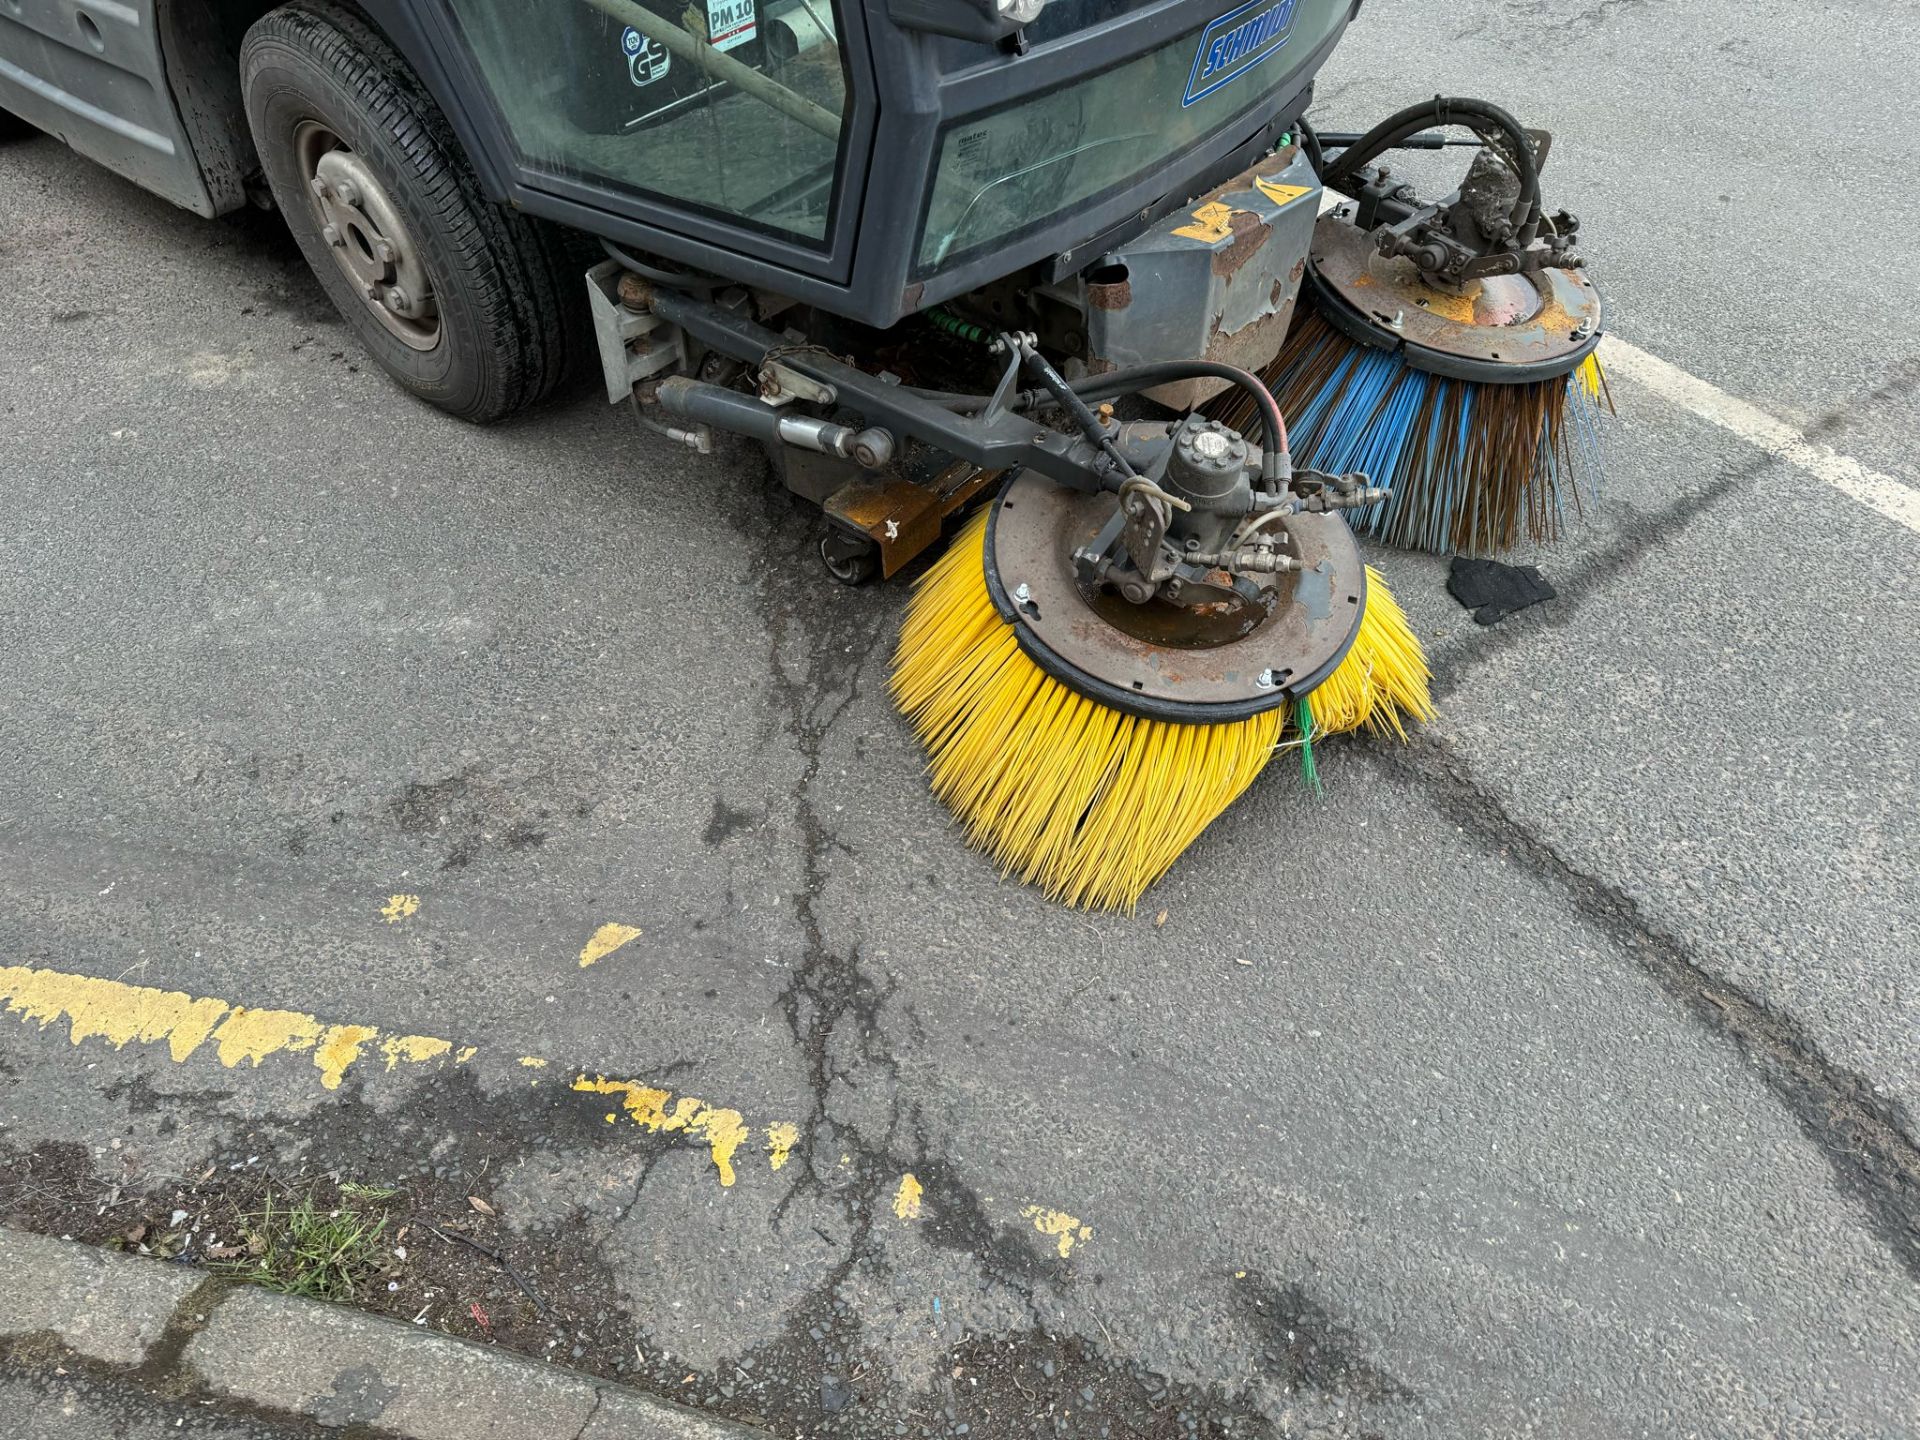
[447,0,852,244]
[917,0,1341,273]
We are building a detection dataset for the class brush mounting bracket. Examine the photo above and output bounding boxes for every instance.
[1320,98,1583,289]
[983,471,1368,722]
[1303,214,1604,385]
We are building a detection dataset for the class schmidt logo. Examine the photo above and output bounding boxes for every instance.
[1184,0,1301,107]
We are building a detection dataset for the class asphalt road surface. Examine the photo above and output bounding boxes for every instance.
[3,2,1918,1437]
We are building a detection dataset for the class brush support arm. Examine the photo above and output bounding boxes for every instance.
[1318,96,1584,287]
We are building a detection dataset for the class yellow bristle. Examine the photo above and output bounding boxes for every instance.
[890,510,1435,912]
[1306,566,1437,740]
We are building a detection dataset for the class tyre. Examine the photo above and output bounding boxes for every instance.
[241,1,585,422]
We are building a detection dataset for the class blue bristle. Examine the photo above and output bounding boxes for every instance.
[1245,308,1610,554]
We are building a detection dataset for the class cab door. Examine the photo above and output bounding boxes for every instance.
[0,0,216,212]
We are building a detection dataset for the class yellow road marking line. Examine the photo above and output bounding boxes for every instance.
[572,1075,750,1186]
[578,922,643,967]
[892,1173,924,1221]
[0,964,1093,1247]
[380,894,420,924]
[766,1122,798,1172]
[1023,1205,1093,1258]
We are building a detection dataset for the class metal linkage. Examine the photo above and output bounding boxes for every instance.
[1317,96,1585,288]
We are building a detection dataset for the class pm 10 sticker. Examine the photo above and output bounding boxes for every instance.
[706,0,757,51]
[1183,0,1299,107]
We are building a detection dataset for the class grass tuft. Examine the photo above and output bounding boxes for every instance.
[337,1181,402,1201]
[225,1189,389,1301]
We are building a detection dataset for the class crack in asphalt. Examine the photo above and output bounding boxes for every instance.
[1429,347,1920,704]
[1425,468,1752,702]
[570,1385,605,1440]
[739,485,1066,1301]
[1372,734,1920,1282]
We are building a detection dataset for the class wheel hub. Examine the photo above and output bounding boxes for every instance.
[298,123,440,352]
[983,473,1367,724]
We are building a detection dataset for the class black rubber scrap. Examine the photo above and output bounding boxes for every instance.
[1447,555,1557,625]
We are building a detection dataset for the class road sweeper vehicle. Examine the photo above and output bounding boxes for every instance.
[2,0,1608,908]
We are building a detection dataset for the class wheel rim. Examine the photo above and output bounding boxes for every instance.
[295,121,441,352]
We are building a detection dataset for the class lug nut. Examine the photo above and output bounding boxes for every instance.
[334,181,359,206]
[374,240,396,265]
[308,176,330,199]
[385,287,408,311]
[322,224,343,247]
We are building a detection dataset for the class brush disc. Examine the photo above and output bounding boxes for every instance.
[982,471,1367,723]
[891,502,1435,912]
[1210,214,1612,554]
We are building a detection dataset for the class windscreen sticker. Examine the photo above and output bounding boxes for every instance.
[704,0,758,52]
[1184,0,1300,108]
[621,26,672,87]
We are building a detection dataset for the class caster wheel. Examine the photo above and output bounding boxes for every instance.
[820,531,878,586]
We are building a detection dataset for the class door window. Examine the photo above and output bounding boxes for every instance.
[446,0,852,244]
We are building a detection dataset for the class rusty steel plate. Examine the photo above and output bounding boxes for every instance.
[1305,212,1603,383]
[826,461,1001,578]
[982,472,1365,724]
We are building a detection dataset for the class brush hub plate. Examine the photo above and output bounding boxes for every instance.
[983,472,1366,724]
[1306,213,1604,383]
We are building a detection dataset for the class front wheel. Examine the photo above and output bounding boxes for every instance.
[241,1,584,422]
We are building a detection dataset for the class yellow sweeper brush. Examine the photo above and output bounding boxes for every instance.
[893,448,1434,912]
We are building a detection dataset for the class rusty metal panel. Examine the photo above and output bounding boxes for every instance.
[824,462,1001,578]
[1077,143,1320,409]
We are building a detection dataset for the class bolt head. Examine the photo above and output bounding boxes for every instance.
[334,181,359,207]
[322,224,343,247]
[308,176,330,199]
[385,287,408,311]
[1012,582,1032,605]
[374,240,396,265]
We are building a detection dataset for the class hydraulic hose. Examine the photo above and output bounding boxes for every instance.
[905,362,1291,476]
[1318,96,1542,244]
[599,238,721,292]
[1297,118,1325,175]
[1067,363,1289,476]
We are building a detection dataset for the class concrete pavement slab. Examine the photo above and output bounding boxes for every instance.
[0,1226,201,1367]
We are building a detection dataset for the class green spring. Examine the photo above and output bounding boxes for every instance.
[924,306,994,346]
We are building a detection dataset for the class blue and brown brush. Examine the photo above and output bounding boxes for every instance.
[1212,108,1614,554]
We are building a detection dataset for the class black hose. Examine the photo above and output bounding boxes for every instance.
[907,362,1290,473]
[599,238,721,292]
[1314,129,1484,151]
[1297,118,1325,175]
[1064,362,1289,473]
[1319,96,1542,243]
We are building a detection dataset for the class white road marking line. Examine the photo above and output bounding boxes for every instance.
[1598,335,1920,537]
[1313,183,1918,535]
